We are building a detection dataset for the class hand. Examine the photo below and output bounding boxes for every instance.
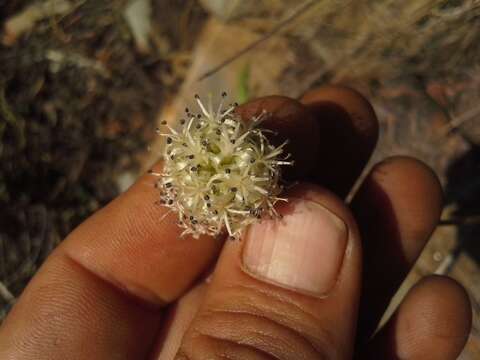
[0,86,471,359]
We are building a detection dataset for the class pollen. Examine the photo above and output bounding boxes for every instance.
[154,94,293,240]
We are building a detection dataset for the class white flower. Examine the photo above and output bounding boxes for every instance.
[153,93,293,239]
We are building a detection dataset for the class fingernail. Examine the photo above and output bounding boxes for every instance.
[242,199,347,296]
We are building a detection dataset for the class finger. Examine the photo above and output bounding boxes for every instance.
[0,96,323,358]
[300,86,379,197]
[351,156,443,343]
[0,253,162,360]
[0,165,222,359]
[157,93,373,358]
[154,282,208,360]
[360,275,472,360]
[176,184,362,359]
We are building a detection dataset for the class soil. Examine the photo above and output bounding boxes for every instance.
[0,0,206,320]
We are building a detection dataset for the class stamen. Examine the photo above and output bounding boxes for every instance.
[196,96,210,117]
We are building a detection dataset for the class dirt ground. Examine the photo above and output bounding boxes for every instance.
[0,0,206,318]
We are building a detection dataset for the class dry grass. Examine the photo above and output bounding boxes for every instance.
[212,0,480,84]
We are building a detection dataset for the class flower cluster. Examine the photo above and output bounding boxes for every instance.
[153,93,293,239]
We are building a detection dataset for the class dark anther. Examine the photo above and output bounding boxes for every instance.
[230,139,236,144]
[204,195,210,200]
[225,168,231,174]
[231,187,238,192]
[234,102,239,106]
[170,155,175,160]
[222,91,227,97]
[165,182,172,188]
[202,140,208,146]
[194,94,199,99]
[161,120,167,125]
[216,129,221,135]
[196,124,201,129]
[180,119,186,125]
[206,203,211,208]
[182,142,188,147]
[166,137,172,144]
[188,155,195,159]
[147,169,153,174]
[213,210,218,215]
[168,199,173,205]
[250,158,256,163]
[189,215,194,220]
[191,166,197,172]
[185,107,189,113]
[197,114,201,118]
[192,219,198,225]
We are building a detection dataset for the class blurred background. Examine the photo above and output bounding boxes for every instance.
[0,0,479,358]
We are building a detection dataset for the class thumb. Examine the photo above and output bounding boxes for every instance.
[175,184,362,359]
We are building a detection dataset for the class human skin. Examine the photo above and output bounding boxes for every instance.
[0,86,472,359]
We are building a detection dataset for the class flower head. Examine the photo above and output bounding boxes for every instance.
[154,93,293,239]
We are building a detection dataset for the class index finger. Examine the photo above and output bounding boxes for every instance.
[0,96,317,359]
